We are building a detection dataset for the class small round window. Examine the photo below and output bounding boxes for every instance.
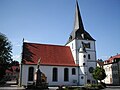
[89,67,94,73]
[81,76,84,79]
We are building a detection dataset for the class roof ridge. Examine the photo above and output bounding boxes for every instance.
[24,42,70,48]
[104,54,120,62]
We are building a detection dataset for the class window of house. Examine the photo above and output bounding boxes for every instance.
[110,74,112,78]
[115,66,118,70]
[52,68,58,82]
[64,68,69,81]
[83,63,85,66]
[88,54,91,59]
[109,67,111,71]
[72,68,76,75]
[28,67,34,81]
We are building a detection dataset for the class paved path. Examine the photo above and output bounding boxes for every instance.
[1,81,120,90]
[0,81,24,90]
[0,86,24,90]
[0,81,56,90]
[101,86,120,90]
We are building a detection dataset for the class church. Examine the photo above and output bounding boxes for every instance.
[20,1,97,87]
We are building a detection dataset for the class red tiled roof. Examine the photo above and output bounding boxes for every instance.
[12,66,20,71]
[5,65,20,73]
[6,69,13,73]
[22,42,77,66]
[104,54,120,64]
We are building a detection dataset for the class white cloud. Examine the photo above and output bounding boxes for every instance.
[13,55,21,62]
[12,42,21,47]
[13,55,20,59]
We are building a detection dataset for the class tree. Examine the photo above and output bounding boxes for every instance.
[10,60,19,66]
[98,59,103,62]
[92,66,106,83]
[0,32,12,80]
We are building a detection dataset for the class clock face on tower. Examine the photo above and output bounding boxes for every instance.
[89,67,94,73]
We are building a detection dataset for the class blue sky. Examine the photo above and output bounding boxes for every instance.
[0,0,120,62]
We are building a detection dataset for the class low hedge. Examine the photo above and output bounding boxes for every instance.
[84,83,106,90]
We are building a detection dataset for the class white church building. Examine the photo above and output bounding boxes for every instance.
[20,1,97,87]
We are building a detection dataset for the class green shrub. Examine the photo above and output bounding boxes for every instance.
[84,83,105,90]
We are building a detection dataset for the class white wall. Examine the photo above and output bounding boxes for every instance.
[77,40,96,84]
[66,40,78,64]
[66,39,97,84]
[103,62,120,85]
[21,65,36,86]
[21,64,78,86]
[103,64,112,84]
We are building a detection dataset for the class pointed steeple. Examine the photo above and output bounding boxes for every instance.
[66,0,95,44]
[74,0,84,33]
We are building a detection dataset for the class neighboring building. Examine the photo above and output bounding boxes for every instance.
[103,54,120,85]
[5,69,13,81]
[97,60,104,68]
[5,65,20,81]
[20,1,97,87]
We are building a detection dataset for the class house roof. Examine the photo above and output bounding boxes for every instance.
[5,65,20,74]
[22,42,77,66]
[97,60,104,66]
[6,69,13,73]
[104,54,120,64]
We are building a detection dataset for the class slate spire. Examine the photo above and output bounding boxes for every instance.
[74,0,84,33]
[66,0,95,44]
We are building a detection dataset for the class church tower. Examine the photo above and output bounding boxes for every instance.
[66,0,96,85]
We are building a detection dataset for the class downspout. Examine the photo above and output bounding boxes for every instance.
[94,41,97,84]
[19,63,22,86]
[19,39,24,87]
[75,40,80,85]
[78,66,80,85]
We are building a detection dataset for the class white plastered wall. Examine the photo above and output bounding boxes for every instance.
[21,64,78,86]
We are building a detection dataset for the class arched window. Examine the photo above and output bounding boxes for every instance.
[64,68,69,81]
[88,54,91,59]
[28,67,34,81]
[72,68,76,75]
[52,68,58,81]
